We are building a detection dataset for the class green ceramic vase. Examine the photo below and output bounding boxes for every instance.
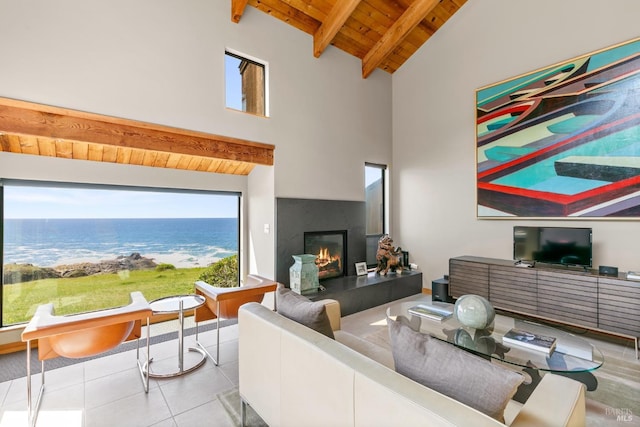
[289,254,319,295]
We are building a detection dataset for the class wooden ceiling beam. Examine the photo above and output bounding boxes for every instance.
[231,0,250,23]
[361,0,439,78]
[241,0,466,76]
[249,0,321,34]
[313,0,361,58]
[278,0,329,22]
[0,97,274,167]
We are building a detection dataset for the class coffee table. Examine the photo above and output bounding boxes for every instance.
[387,296,604,374]
[146,294,207,378]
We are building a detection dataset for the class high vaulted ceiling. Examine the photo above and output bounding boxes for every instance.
[232,0,467,78]
[1,2,466,174]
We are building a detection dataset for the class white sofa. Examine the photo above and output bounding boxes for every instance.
[238,300,586,427]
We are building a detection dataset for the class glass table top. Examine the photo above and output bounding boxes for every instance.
[149,294,205,314]
[387,297,604,373]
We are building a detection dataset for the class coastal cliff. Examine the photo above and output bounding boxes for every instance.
[3,253,157,284]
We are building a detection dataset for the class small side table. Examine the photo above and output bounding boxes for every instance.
[147,294,207,378]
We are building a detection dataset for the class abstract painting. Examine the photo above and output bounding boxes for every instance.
[476,37,640,218]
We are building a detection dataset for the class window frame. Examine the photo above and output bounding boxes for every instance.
[365,163,388,268]
[1,179,241,327]
[225,49,269,117]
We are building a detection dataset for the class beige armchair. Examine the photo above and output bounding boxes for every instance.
[194,274,278,365]
[21,292,152,427]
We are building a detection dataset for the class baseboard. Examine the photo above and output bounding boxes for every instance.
[0,341,28,355]
[422,287,432,295]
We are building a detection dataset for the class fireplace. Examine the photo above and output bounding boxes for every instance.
[276,198,366,286]
[304,230,347,280]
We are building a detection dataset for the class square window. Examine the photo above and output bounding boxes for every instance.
[225,51,267,117]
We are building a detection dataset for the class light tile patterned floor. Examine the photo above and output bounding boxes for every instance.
[1,294,638,426]
[0,319,241,427]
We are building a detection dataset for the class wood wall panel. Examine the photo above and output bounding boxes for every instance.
[598,277,640,337]
[449,259,489,299]
[489,265,537,314]
[536,270,598,327]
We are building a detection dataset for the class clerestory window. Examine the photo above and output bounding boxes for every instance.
[365,163,387,267]
[225,50,268,117]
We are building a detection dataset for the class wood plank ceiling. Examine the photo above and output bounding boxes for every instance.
[232,0,467,78]
[0,97,274,176]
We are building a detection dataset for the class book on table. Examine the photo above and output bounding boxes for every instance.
[627,271,640,281]
[408,303,453,322]
[502,328,557,354]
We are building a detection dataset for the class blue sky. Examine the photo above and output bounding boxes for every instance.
[4,186,238,219]
[365,165,383,187]
[225,54,243,110]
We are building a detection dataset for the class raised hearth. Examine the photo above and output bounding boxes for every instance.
[308,270,423,316]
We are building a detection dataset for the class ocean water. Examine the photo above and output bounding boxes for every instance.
[3,218,238,268]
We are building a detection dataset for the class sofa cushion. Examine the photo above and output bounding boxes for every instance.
[277,288,334,339]
[388,316,523,421]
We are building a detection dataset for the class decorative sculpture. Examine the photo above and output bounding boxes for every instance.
[453,294,496,330]
[375,235,404,275]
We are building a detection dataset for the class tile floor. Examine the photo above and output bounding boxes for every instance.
[0,317,242,427]
[1,294,638,426]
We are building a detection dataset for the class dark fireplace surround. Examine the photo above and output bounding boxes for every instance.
[276,198,366,286]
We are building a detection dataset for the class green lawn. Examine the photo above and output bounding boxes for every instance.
[2,267,207,325]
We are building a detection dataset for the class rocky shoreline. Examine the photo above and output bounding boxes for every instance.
[3,253,158,284]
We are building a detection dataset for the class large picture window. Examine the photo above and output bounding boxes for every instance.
[1,181,240,326]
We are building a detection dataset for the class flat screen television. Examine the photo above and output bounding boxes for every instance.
[513,226,592,268]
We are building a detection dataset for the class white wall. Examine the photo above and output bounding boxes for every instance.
[392,0,640,286]
[0,0,392,282]
[247,165,275,276]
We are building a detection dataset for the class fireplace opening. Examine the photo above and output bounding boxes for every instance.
[304,230,347,280]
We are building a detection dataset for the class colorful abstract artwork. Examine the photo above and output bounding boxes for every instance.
[476,37,640,218]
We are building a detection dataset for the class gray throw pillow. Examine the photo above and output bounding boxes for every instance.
[388,316,523,421]
[277,288,334,339]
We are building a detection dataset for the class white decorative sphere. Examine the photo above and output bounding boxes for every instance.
[454,294,495,330]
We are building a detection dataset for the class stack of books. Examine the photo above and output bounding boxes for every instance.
[408,303,453,322]
[502,328,557,354]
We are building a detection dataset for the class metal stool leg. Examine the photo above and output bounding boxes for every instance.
[26,340,45,427]
[136,317,150,392]
[241,397,248,427]
[196,300,221,366]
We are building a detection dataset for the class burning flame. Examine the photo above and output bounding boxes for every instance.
[316,247,342,270]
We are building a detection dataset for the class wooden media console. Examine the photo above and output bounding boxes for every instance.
[449,256,639,358]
